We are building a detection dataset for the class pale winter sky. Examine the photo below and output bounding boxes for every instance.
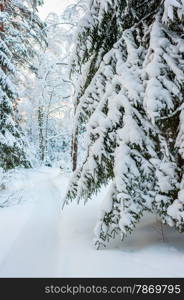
[38,0,75,20]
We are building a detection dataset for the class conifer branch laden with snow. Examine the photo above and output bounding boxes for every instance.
[66,0,184,248]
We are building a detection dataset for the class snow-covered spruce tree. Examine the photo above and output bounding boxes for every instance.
[66,0,184,248]
[0,37,31,169]
[1,0,46,70]
[143,2,184,230]
[70,0,160,170]
[0,0,46,169]
[155,0,184,232]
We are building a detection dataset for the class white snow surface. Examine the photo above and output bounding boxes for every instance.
[0,167,184,277]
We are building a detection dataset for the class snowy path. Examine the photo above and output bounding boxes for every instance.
[0,168,184,277]
[0,168,63,277]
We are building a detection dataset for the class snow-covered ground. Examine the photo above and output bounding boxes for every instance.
[0,167,184,277]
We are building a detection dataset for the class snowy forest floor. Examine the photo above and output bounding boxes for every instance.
[0,167,184,277]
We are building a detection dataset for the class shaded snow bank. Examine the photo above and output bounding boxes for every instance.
[57,196,184,277]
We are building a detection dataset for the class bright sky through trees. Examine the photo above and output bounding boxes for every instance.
[38,0,75,19]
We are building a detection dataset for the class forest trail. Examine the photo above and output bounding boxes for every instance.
[0,168,64,277]
[0,168,184,277]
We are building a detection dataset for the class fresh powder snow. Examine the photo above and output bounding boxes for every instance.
[0,168,184,277]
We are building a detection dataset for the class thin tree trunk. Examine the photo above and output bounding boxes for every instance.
[71,126,78,172]
[38,105,45,162]
[71,95,79,171]
[44,92,54,161]
[0,1,6,27]
[0,1,7,43]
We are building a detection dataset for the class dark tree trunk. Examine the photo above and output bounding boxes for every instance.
[71,127,78,172]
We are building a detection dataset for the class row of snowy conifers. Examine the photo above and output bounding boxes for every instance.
[0,0,46,170]
[65,0,184,248]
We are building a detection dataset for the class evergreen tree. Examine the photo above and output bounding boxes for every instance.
[1,0,46,70]
[0,37,31,169]
[66,0,184,248]
[0,0,46,169]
